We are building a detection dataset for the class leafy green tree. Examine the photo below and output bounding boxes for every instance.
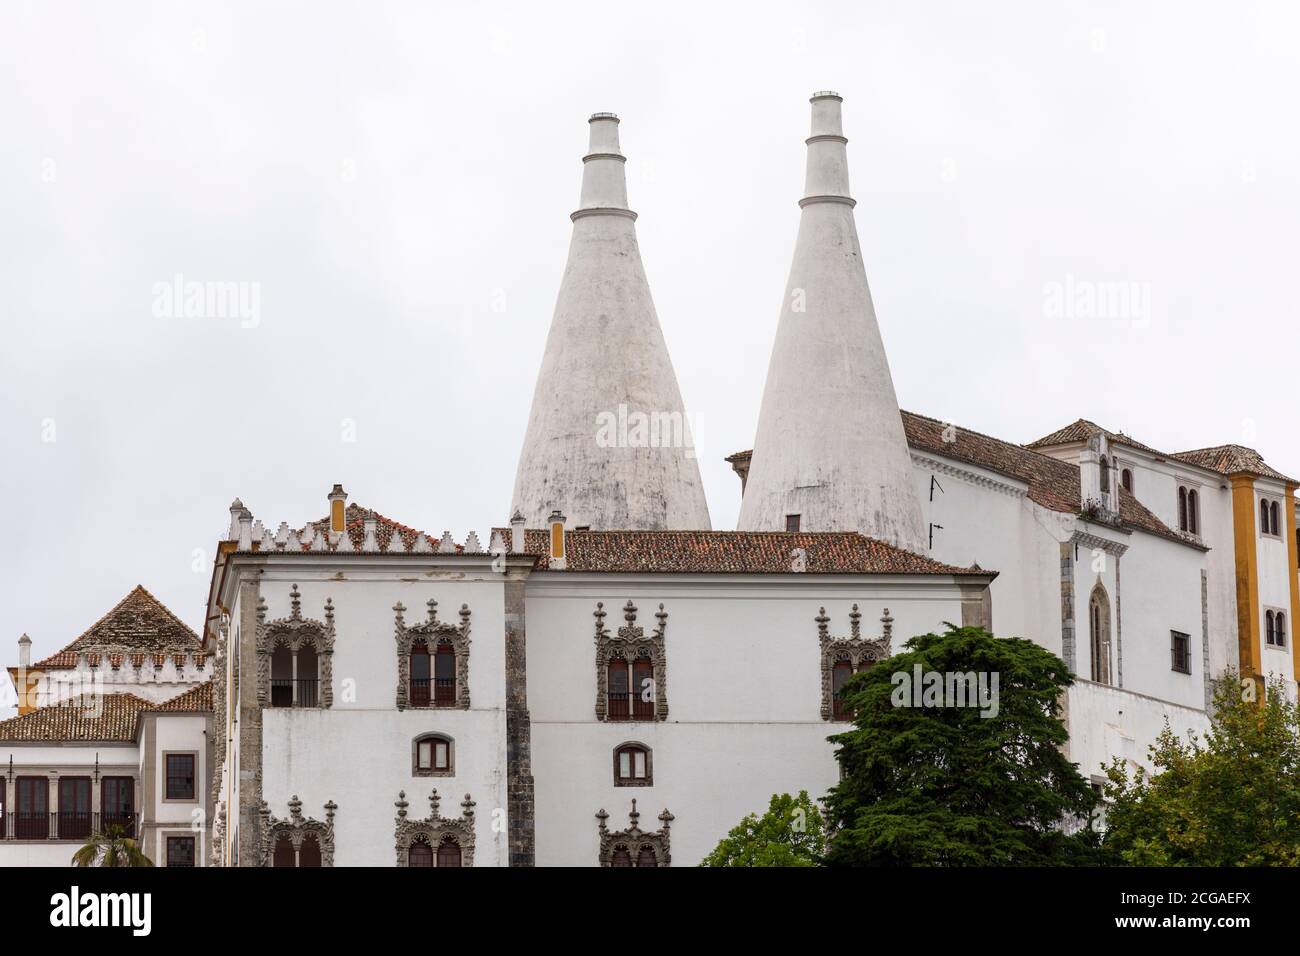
[72,824,154,867]
[701,791,826,866]
[1102,675,1300,865]
[824,624,1100,866]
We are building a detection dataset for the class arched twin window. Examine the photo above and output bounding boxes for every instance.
[1177,486,1199,535]
[606,657,654,720]
[1266,610,1288,648]
[831,658,874,721]
[609,845,659,867]
[272,833,322,867]
[270,642,320,708]
[1261,499,1282,536]
[408,640,458,707]
[1120,468,1133,493]
[406,835,462,867]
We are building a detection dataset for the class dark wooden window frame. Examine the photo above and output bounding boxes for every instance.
[166,834,197,867]
[164,752,197,802]
[613,742,653,787]
[1170,630,1191,674]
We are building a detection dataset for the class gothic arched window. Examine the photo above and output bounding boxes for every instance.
[1089,586,1111,685]
[408,840,434,867]
[1178,487,1189,532]
[831,659,854,721]
[437,836,462,868]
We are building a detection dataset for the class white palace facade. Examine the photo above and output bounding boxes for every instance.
[1,93,1297,866]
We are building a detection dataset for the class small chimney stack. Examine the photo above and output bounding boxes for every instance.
[510,509,526,555]
[228,499,245,541]
[18,633,31,670]
[237,509,254,551]
[328,484,348,534]
[548,509,567,569]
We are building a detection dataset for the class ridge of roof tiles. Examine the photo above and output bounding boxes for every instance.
[32,585,203,670]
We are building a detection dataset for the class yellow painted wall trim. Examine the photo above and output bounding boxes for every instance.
[1285,483,1300,687]
[1230,474,1262,691]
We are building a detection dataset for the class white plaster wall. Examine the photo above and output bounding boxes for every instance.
[910,456,1062,648]
[0,842,83,866]
[1109,534,1206,707]
[1066,680,1210,781]
[152,714,207,826]
[255,571,510,866]
[526,574,969,865]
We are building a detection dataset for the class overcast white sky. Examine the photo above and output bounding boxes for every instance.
[1,0,1297,672]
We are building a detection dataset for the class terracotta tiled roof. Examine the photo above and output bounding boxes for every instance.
[295,502,465,553]
[33,585,203,669]
[726,410,1200,550]
[1170,445,1296,485]
[148,681,214,713]
[1027,418,1166,457]
[0,682,214,743]
[902,411,1198,548]
[0,693,153,742]
[491,527,988,576]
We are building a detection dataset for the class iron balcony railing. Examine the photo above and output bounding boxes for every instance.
[270,678,320,708]
[1,811,140,841]
[409,678,456,707]
[606,692,654,721]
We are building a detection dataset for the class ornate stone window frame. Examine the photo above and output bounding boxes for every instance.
[394,789,476,867]
[412,733,455,777]
[255,585,335,709]
[257,796,337,867]
[394,598,472,711]
[596,799,673,867]
[594,600,668,721]
[818,604,893,721]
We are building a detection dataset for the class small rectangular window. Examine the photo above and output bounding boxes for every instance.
[166,835,196,867]
[1170,631,1191,674]
[165,753,195,801]
[619,751,631,778]
[785,514,801,532]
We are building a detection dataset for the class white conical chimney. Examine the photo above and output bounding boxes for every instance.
[511,112,711,530]
[738,93,925,553]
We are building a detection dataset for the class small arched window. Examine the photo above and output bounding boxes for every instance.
[408,840,434,868]
[1270,501,1281,535]
[1266,610,1277,646]
[1262,499,1271,533]
[1121,468,1133,492]
[413,734,453,776]
[610,847,632,867]
[297,645,319,707]
[635,846,658,867]
[832,660,854,721]
[1187,489,1199,535]
[1278,612,1288,647]
[437,836,462,868]
[1178,487,1188,532]
[1099,459,1110,494]
[409,640,431,707]
[614,743,652,786]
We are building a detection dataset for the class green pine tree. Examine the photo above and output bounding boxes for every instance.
[824,624,1100,866]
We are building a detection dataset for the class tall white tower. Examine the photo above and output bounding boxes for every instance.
[511,112,711,530]
[737,93,925,552]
